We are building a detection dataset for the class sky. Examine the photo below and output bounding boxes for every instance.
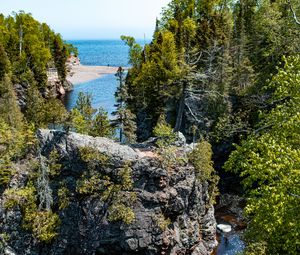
[1,0,171,40]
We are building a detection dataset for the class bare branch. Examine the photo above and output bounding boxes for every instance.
[287,0,300,25]
[289,192,300,198]
[184,102,202,123]
[187,89,229,98]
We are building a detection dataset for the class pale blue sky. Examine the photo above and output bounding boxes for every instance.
[1,0,171,39]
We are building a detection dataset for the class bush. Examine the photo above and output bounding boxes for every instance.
[58,185,70,210]
[4,183,60,243]
[23,209,60,243]
[153,114,176,147]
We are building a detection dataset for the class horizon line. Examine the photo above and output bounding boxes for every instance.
[66,38,152,41]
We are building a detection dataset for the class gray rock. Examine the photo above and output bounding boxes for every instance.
[217,224,232,233]
[173,132,186,147]
[0,129,217,255]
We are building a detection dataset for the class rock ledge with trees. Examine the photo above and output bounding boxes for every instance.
[0,129,217,255]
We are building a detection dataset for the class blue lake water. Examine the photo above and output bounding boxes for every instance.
[63,39,147,115]
[68,39,132,67]
[63,74,117,117]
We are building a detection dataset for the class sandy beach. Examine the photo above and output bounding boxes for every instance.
[67,64,122,84]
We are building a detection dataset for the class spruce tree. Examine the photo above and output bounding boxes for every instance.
[74,92,96,122]
[90,107,114,138]
[53,35,68,83]
[0,44,23,128]
[112,67,136,143]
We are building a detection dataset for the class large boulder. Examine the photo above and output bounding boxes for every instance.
[0,130,217,255]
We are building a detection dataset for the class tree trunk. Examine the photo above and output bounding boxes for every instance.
[174,82,187,132]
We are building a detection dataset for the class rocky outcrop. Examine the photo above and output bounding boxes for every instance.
[0,130,217,255]
[14,69,73,109]
[46,69,73,97]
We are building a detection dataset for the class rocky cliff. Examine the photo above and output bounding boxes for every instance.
[0,130,217,255]
[15,69,73,110]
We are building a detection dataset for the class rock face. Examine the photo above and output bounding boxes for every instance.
[14,71,73,110]
[0,130,217,255]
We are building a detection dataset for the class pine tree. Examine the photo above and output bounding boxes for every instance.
[24,83,47,127]
[0,44,23,128]
[74,92,96,122]
[90,107,114,138]
[112,67,136,143]
[0,44,10,79]
[53,35,68,83]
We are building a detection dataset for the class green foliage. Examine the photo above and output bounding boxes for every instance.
[79,146,109,170]
[107,203,135,225]
[25,83,67,128]
[3,185,36,209]
[0,75,23,128]
[153,115,176,147]
[188,141,219,202]
[0,157,14,186]
[77,148,136,224]
[77,147,109,196]
[0,11,72,88]
[106,162,136,224]
[4,182,60,243]
[68,93,114,138]
[153,115,188,171]
[121,36,143,67]
[153,213,171,231]
[58,184,70,210]
[69,108,89,134]
[65,43,78,57]
[90,107,114,138]
[53,35,68,82]
[74,92,96,121]
[23,210,60,243]
[188,141,214,180]
[48,149,61,177]
[0,233,10,253]
[0,43,10,79]
[112,67,136,143]
[243,242,268,255]
[157,146,187,172]
[76,173,106,196]
[224,56,300,254]
[0,118,36,187]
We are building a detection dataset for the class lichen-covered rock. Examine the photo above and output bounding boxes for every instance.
[0,130,217,255]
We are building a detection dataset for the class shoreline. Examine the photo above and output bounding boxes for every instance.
[66,64,124,85]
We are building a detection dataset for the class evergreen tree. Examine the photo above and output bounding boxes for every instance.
[0,43,23,128]
[74,92,96,122]
[53,35,68,82]
[24,83,47,127]
[112,67,136,143]
[0,76,23,128]
[90,107,114,138]
[0,44,10,79]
